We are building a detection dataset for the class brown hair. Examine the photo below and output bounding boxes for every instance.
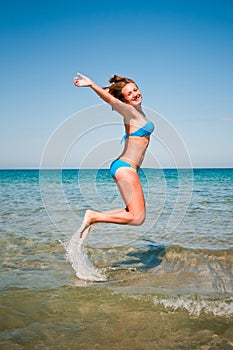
[104,75,138,102]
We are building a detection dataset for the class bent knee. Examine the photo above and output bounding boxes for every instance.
[131,212,146,226]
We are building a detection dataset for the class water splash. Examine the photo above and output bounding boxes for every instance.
[65,230,107,282]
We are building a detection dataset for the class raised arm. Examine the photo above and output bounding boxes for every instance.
[73,73,117,105]
[73,73,137,120]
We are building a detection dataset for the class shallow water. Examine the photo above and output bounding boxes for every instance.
[1,169,233,349]
[1,286,233,350]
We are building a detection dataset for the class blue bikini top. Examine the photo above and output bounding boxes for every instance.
[121,120,155,143]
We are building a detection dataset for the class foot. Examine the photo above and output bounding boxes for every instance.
[78,210,95,238]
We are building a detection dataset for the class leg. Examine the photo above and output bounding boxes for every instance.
[78,167,146,237]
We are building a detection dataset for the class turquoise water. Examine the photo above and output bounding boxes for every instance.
[1,169,233,349]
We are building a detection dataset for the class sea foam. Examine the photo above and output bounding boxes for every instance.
[153,295,233,317]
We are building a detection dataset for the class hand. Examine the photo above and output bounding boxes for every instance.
[73,73,93,87]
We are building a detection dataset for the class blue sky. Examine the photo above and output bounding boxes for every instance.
[1,0,233,168]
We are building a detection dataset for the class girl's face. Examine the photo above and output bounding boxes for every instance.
[121,83,142,107]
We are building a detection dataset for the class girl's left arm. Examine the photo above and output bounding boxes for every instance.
[73,73,117,105]
[73,73,138,121]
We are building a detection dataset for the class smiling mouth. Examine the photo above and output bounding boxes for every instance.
[133,94,141,101]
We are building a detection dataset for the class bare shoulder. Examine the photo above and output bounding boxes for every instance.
[111,101,139,120]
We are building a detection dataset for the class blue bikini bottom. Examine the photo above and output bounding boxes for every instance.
[110,159,138,179]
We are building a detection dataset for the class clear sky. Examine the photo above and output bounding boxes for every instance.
[1,0,233,169]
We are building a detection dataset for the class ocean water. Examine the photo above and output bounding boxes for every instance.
[1,168,233,349]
